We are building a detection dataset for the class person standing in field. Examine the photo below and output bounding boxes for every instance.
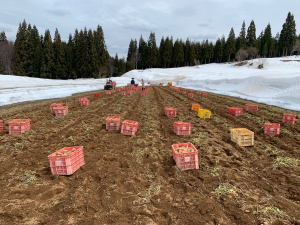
[131,78,135,88]
[113,81,116,90]
[142,79,145,90]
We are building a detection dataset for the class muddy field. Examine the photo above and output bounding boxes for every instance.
[0,86,300,225]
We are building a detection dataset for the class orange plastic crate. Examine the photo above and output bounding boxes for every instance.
[50,103,63,112]
[202,92,207,97]
[48,146,85,175]
[55,106,68,117]
[174,122,191,136]
[121,120,139,135]
[94,93,100,97]
[106,116,121,130]
[245,104,258,112]
[188,93,194,98]
[79,97,87,102]
[172,143,199,171]
[282,114,296,124]
[0,120,3,132]
[9,119,30,135]
[228,107,243,116]
[165,107,176,117]
[191,104,200,111]
[264,123,280,136]
[80,99,90,106]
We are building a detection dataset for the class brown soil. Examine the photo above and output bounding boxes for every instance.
[0,86,300,225]
[234,62,248,67]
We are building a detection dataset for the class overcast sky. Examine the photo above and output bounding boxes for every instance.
[0,0,299,58]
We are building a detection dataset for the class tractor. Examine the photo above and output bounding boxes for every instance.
[104,79,116,90]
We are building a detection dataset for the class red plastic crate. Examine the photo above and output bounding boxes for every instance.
[127,83,131,87]
[182,91,186,94]
[165,107,177,117]
[159,83,163,85]
[181,88,185,91]
[79,97,87,102]
[174,122,191,136]
[111,90,115,93]
[197,91,201,95]
[245,104,258,112]
[0,120,3,132]
[141,92,146,96]
[55,106,68,117]
[264,123,280,136]
[50,103,63,112]
[202,92,207,97]
[48,146,85,175]
[80,99,90,106]
[282,114,296,124]
[9,119,30,135]
[176,89,180,93]
[127,90,133,95]
[116,88,121,91]
[121,91,126,96]
[94,93,100,97]
[172,143,199,171]
[106,116,121,130]
[228,107,243,116]
[148,82,150,84]
[106,91,111,95]
[188,93,194,98]
[189,90,193,93]
[121,120,139,135]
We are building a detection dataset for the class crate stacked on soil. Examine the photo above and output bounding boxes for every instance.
[176,89,180,93]
[228,107,243,116]
[48,146,85,175]
[181,88,185,91]
[148,82,150,84]
[182,91,187,94]
[121,91,126,95]
[141,92,147,96]
[80,99,90,106]
[165,107,177,117]
[106,116,121,130]
[9,119,30,135]
[174,122,191,136]
[79,96,87,103]
[106,91,111,95]
[282,114,296,124]
[0,120,3,132]
[94,93,100,97]
[202,92,207,97]
[127,90,134,95]
[230,128,254,146]
[198,109,211,118]
[188,93,194,98]
[189,90,193,93]
[127,83,131,87]
[159,83,163,85]
[172,143,199,171]
[111,90,115,93]
[55,106,69,117]
[245,104,258,112]
[197,91,201,95]
[264,123,280,136]
[50,103,63,112]
[121,120,139,135]
[116,88,121,92]
[191,104,200,112]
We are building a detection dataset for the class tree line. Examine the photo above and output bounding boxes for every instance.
[0,19,127,78]
[126,12,300,70]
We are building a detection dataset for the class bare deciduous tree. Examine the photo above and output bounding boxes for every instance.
[235,49,248,62]
[130,50,141,69]
[292,39,300,56]
[0,40,14,75]
[247,47,258,60]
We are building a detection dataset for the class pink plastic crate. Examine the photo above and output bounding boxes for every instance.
[9,119,30,135]
[94,93,100,97]
[48,146,85,175]
[228,107,243,116]
[117,88,121,91]
[188,93,194,98]
[106,116,121,130]
[172,143,199,171]
[202,92,207,97]
[79,97,87,102]
[165,107,177,117]
[80,99,90,106]
[141,92,146,96]
[55,106,68,117]
[176,89,180,93]
[111,90,115,93]
[245,104,258,112]
[127,90,134,95]
[121,120,139,135]
[50,103,63,112]
[121,91,126,96]
[282,114,296,124]
[0,120,3,132]
[181,88,185,91]
[264,123,280,136]
[197,91,201,95]
[182,91,186,94]
[189,90,193,93]
[174,122,191,136]
[106,91,111,95]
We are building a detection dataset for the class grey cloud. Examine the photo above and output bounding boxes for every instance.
[45,8,71,17]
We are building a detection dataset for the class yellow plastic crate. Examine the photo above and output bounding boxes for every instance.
[198,109,211,118]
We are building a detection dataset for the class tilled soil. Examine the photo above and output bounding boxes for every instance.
[0,86,300,225]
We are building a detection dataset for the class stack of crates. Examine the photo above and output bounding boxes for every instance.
[50,103,63,112]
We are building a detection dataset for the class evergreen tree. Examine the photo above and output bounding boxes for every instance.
[76,28,88,78]
[239,20,247,50]
[113,53,119,76]
[220,35,226,62]
[163,36,172,68]
[126,39,135,71]
[225,28,236,62]
[279,12,297,56]
[209,42,214,63]
[262,23,272,57]
[269,38,275,57]
[87,29,97,78]
[138,35,147,69]
[0,31,8,73]
[190,42,196,65]
[66,34,75,79]
[40,29,54,78]
[0,31,7,42]
[159,36,165,67]
[29,25,42,77]
[195,42,201,63]
[94,25,107,74]
[53,28,67,79]
[173,39,184,67]
[147,32,157,68]
[184,38,190,65]
[214,38,221,63]
[247,20,256,47]
[262,43,268,57]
